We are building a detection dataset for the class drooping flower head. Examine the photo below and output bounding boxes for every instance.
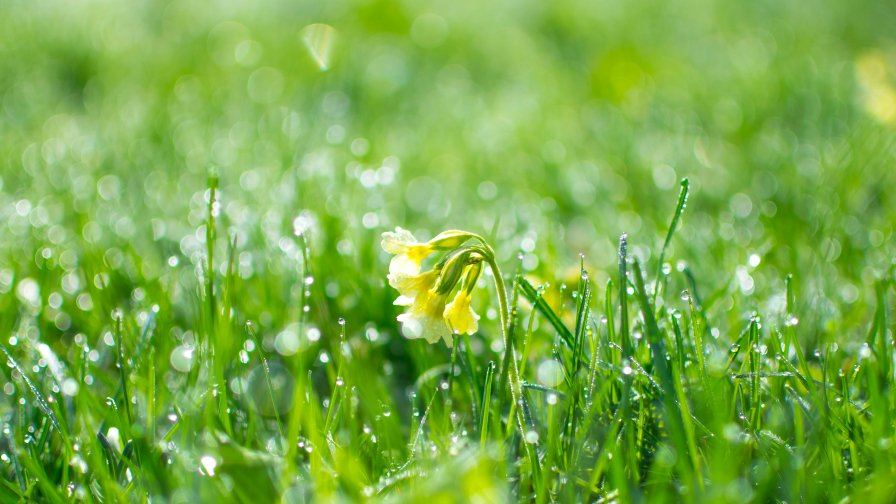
[381,227,486,347]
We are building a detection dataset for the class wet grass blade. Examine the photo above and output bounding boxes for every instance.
[632,259,693,480]
[97,431,119,479]
[618,234,631,360]
[114,313,133,430]
[1,344,62,436]
[519,277,574,348]
[480,361,495,448]
[653,178,689,304]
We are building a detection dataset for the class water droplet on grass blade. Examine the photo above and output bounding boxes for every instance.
[62,378,79,396]
[860,344,872,358]
[170,345,195,373]
[537,359,563,387]
[199,455,217,476]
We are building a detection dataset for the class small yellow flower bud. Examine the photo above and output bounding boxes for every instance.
[426,230,475,251]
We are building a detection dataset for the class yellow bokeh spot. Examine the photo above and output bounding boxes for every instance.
[856,50,896,125]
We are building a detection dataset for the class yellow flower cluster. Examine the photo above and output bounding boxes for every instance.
[381,227,485,347]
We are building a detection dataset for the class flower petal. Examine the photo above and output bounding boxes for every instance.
[393,295,415,306]
[444,291,480,335]
[389,269,439,299]
[381,227,417,254]
[397,288,451,346]
[389,254,420,276]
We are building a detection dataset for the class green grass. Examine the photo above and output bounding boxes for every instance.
[2,0,896,501]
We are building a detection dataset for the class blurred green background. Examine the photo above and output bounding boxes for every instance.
[3,0,896,500]
[1,0,895,367]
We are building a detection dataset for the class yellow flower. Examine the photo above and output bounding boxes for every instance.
[381,228,475,276]
[382,228,484,347]
[444,290,480,336]
[381,227,434,276]
[397,288,453,346]
[388,269,439,306]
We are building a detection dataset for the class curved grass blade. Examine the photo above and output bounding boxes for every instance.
[653,178,689,305]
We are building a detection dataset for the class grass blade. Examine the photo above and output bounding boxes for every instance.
[519,277,574,348]
[1,344,62,435]
[653,178,690,304]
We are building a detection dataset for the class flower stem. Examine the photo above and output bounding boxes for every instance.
[485,255,541,479]
[449,334,458,397]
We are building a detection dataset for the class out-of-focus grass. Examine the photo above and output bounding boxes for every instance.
[1,0,895,501]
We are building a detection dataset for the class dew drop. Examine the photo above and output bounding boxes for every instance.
[170,345,195,373]
[199,455,217,477]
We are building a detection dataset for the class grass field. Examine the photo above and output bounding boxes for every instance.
[2,0,896,502]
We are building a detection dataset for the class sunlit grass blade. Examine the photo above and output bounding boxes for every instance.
[519,277,574,348]
[653,178,689,304]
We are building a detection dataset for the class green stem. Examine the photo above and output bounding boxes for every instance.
[449,334,458,398]
[485,255,541,479]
